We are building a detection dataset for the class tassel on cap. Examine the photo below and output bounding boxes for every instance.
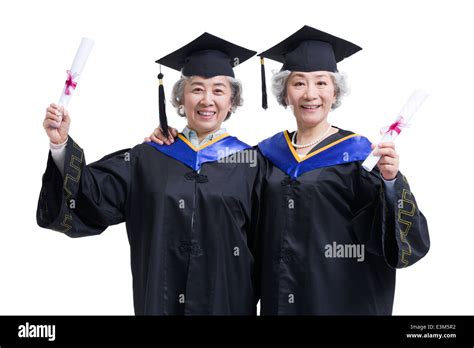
[260,57,268,110]
[157,67,169,138]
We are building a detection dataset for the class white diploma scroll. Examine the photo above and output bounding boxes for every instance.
[57,37,94,108]
[362,90,429,172]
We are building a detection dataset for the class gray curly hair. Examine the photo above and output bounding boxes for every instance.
[271,70,349,110]
[170,75,243,121]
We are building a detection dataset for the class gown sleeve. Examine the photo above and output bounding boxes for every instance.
[354,165,430,268]
[36,136,131,238]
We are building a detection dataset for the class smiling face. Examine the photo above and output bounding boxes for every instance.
[286,71,337,128]
[182,75,232,137]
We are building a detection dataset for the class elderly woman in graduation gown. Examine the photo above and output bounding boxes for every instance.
[256,26,430,315]
[37,33,265,315]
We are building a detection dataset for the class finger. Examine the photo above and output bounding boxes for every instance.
[46,106,62,116]
[378,162,397,170]
[44,118,61,128]
[374,148,397,158]
[378,142,396,149]
[153,128,171,145]
[150,133,164,145]
[380,162,398,169]
[154,128,168,141]
[371,144,376,150]
[378,159,396,167]
[379,154,398,165]
[48,111,62,121]
[171,127,179,137]
[47,105,65,119]
[378,162,399,172]
[46,112,62,122]
[48,103,61,111]
[45,113,62,124]
[158,126,174,141]
[159,127,169,138]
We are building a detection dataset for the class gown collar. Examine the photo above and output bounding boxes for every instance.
[182,126,227,148]
[145,133,251,171]
[258,130,372,180]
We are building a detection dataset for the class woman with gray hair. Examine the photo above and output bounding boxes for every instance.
[37,33,265,315]
[154,70,244,144]
[256,25,430,315]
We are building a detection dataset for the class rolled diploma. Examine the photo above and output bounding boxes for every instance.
[362,90,429,172]
[58,37,94,108]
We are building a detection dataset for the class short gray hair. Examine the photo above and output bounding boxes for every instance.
[271,70,349,110]
[170,75,243,121]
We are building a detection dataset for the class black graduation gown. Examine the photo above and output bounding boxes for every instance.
[257,128,430,315]
[36,134,264,315]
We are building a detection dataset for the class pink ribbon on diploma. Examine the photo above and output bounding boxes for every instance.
[64,70,77,95]
[380,117,409,136]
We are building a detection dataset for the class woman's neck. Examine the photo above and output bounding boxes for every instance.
[294,121,338,157]
[296,120,331,145]
[187,125,220,142]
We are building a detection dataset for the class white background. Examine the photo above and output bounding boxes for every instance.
[0,0,472,315]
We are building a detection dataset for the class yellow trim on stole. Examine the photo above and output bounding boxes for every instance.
[283,130,362,163]
[177,133,230,152]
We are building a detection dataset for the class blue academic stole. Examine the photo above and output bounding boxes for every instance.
[145,133,251,171]
[258,131,372,180]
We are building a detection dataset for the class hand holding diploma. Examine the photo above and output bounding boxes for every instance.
[43,103,70,145]
[362,90,429,178]
[370,141,399,180]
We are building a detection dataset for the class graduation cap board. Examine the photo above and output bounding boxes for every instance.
[154,32,256,136]
[258,25,362,109]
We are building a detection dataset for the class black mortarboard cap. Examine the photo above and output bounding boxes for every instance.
[258,25,362,109]
[156,32,256,77]
[154,33,256,136]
